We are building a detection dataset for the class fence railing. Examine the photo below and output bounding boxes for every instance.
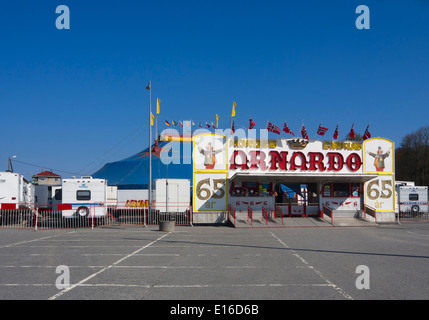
[247,206,253,225]
[364,205,377,224]
[261,207,269,225]
[228,204,236,226]
[274,205,284,225]
[322,205,334,225]
[398,201,429,222]
[0,202,193,230]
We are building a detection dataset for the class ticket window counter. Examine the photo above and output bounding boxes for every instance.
[230,182,275,211]
[321,183,362,213]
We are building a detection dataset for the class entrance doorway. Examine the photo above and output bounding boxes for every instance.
[275,183,319,218]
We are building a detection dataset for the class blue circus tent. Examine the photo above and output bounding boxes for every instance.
[92,139,193,189]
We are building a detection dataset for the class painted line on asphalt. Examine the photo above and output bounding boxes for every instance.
[270,231,353,300]
[47,232,171,300]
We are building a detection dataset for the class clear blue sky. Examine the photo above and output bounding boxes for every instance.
[1,0,428,179]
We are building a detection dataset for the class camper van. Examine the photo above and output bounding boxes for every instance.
[0,171,34,208]
[60,176,107,218]
[397,186,428,214]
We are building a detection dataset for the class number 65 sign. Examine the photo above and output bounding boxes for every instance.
[193,172,228,212]
[364,175,395,211]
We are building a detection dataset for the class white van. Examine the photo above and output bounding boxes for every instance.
[60,176,107,217]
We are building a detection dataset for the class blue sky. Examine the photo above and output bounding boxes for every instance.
[1,0,428,179]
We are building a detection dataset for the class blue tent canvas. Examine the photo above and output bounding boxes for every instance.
[92,140,192,188]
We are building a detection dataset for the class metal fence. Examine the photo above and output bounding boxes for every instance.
[0,202,193,230]
[398,201,429,222]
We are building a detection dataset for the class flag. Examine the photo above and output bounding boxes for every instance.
[145,81,150,90]
[348,123,355,139]
[301,125,309,140]
[231,120,235,134]
[192,121,196,127]
[267,122,281,135]
[150,112,154,126]
[212,122,216,129]
[231,102,236,117]
[179,121,183,127]
[205,122,211,129]
[333,123,339,140]
[199,122,202,128]
[283,122,295,136]
[216,114,219,128]
[363,125,371,140]
[249,119,255,129]
[156,98,160,114]
[172,120,177,126]
[317,124,329,136]
[165,120,171,126]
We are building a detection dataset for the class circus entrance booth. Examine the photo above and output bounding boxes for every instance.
[192,133,396,227]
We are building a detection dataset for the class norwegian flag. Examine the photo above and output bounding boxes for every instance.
[348,123,356,139]
[249,118,255,129]
[267,122,281,135]
[333,123,339,140]
[301,124,309,140]
[363,125,371,140]
[317,124,329,136]
[283,122,295,136]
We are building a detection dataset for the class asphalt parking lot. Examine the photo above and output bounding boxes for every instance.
[0,222,429,302]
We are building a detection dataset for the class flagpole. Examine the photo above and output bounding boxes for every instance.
[147,81,152,224]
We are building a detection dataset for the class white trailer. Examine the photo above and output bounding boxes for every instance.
[60,176,107,217]
[152,179,190,213]
[0,171,34,208]
[34,184,62,209]
[397,186,428,214]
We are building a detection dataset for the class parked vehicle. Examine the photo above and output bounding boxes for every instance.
[0,171,33,208]
[397,185,428,214]
[60,176,107,218]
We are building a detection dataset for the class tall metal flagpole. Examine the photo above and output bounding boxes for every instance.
[146,81,152,224]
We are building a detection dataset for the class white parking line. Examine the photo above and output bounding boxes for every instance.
[47,232,171,300]
[0,232,75,248]
[270,232,353,300]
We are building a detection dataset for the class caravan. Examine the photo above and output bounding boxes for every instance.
[397,185,428,214]
[60,176,107,218]
[0,171,34,208]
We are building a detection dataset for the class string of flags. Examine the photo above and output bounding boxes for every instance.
[154,98,372,140]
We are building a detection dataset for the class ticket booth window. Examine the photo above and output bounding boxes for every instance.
[351,183,360,197]
[333,183,349,197]
[322,183,361,197]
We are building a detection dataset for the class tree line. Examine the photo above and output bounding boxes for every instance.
[395,126,429,186]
